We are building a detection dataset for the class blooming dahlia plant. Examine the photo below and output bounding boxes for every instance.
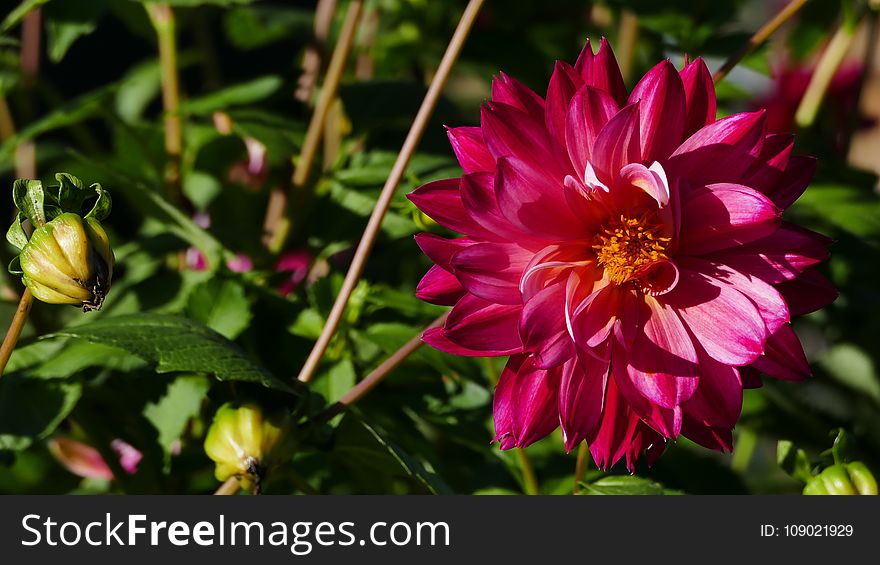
[407,38,836,471]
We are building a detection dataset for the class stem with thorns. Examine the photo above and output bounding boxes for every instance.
[296,0,485,384]
[713,0,809,84]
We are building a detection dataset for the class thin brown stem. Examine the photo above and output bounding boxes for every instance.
[213,477,241,496]
[0,289,34,377]
[296,0,485,384]
[713,0,809,84]
[795,17,859,127]
[147,3,183,202]
[263,0,363,251]
[16,8,40,179]
[295,0,339,103]
[573,442,589,494]
[314,313,447,424]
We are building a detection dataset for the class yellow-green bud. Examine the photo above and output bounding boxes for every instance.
[204,403,291,493]
[803,462,878,495]
[19,213,114,311]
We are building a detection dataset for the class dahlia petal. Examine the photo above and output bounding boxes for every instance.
[664,267,767,366]
[415,265,465,305]
[630,295,698,377]
[559,355,608,451]
[545,60,584,150]
[495,156,586,240]
[575,37,628,107]
[669,111,766,186]
[682,349,742,429]
[520,283,576,369]
[677,182,780,255]
[565,85,619,180]
[413,233,474,271]
[493,355,561,449]
[681,257,790,335]
[770,155,817,209]
[679,57,716,138]
[571,282,620,348]
[459,172,543,244]
[481,102,566,180]
[752,324,810,381]
[407,178,490,237]
[611,341,680,437]
[442,294,523,355]
[422,326,513,357]
[519,244,590,300]
[587,374,641,469]
[592,103,642,184]
[620,161,670,208]
[710,223,830,284]
[741,133,794,195]
[681,416,733,452]
[452,241,531,305]
[739,366,764,389]
[627,59,687,161]
[492,72,545,118]
[446,126,494,174]
[776,269,838,316]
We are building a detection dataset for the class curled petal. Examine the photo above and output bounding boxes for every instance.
[635,259,680,296]
[592,103,642,185]
[620,161,670,208]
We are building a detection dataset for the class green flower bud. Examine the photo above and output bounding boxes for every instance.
[803,462,878,495]
[204,402,292,493]
[19,213,114,311]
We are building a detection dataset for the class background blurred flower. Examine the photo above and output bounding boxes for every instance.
[48,437,142,480]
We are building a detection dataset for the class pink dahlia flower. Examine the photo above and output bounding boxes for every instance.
[407,38,836,471]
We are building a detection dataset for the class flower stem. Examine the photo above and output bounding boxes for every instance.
[616,10,639,83]
[213,477,241,496]
[0,289,34,377]
[713,0,809,84]
[146,3,183,203]
[262,0,364,252]
[517,449,540,495]
[730,426,758,474]
[313,313,448,424]
[573,441,589,494]
[296,0,485,384]
[794,17,860,128]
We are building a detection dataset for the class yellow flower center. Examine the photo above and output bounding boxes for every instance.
[592,214,670,285]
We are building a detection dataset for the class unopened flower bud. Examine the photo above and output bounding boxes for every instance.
[204,403,291,493]
[803,462,878,495]
[19,213,114,311]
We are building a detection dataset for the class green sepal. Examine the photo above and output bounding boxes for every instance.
[12,179,46,228]
[777,440,813,483]
[85,183,112,220]
[6,211,28,251]
[7,255,22,276]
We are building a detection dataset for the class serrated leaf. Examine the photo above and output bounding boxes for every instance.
[0,374,81,451]
[185,278,252,340]
[48,313,299,394]
[332,414,452,494]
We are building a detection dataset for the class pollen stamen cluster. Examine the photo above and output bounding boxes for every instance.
[592,214,670,285]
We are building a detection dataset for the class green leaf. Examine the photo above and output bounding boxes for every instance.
[132,0,259,6]
[143,374,209,468]
[582,475,673,495]
[0,374,81,451]
[793,184,880,244]
[85,183,112,220]
[777,440,814,483]
[830,428,855,465]
[1,0,51,33]
[12,178,46,228]
[332,414,452,494]
[48,313,300,394]
[185,278,252,340]
[30,341,147,379]
[324,357,356,404]
[181,75,282,116]
[820,343,880,405]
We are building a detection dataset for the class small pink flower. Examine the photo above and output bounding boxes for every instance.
[408,39,836,470]
[227,253,254,273]
[275,250,312,296]
[48,437,142,480]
